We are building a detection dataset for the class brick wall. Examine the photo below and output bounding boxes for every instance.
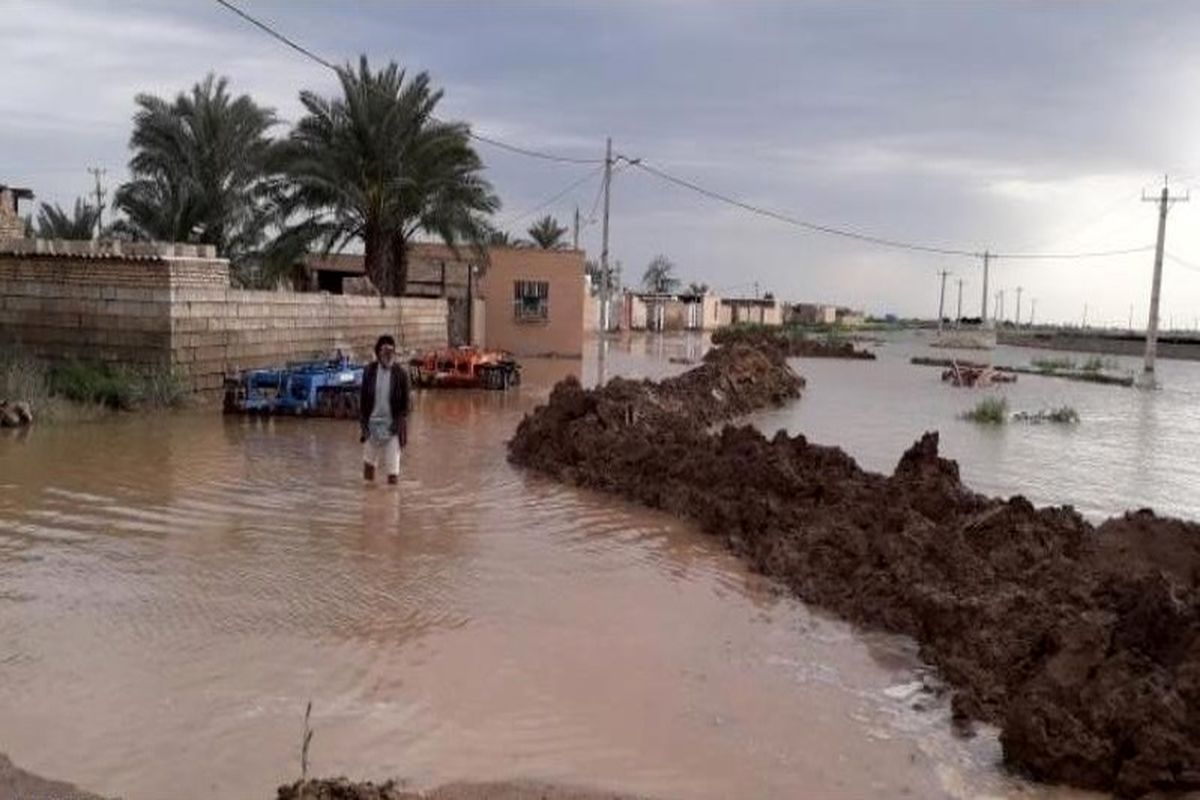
[1,243,448,394]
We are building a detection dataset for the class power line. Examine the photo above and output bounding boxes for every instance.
[212,0,602,165]
[497,164,605,227]
[1165,252,1200,273]
[628,158,1155,262]
[213,0,337,69]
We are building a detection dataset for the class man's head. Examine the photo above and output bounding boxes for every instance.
[374,334,396,367]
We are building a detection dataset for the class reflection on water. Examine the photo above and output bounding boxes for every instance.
[0,332,1152,800]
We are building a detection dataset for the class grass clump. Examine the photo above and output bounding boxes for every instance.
[1078,356,1118,373]
[2,349,187,421]
[962,395,1009,424]
[49,360,188,410]
[1032,356,1076,372]
[1014,406,1080,424]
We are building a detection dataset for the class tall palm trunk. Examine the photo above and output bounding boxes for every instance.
[363,221,390,295]
[390,234,410,296]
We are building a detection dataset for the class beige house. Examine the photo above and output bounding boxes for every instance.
[620,290,721,331]
[719,297,782,326]
[301,243,585,356]
[788,302,838,325]
[0,185,33,240]
[478,246,585,357]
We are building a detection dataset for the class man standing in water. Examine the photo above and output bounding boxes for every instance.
[359,334,410,485]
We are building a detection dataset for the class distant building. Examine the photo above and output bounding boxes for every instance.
[300,243,586,356]
[719,296,782,327]
[835,307,867,327]
[0,185,33,240]
[787,302,838,326]
[619,289,721,331]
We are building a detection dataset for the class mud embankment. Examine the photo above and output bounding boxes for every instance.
[710,326,876,360]
[508,343,1200,798]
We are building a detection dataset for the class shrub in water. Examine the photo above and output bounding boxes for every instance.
[962,396,1009,424]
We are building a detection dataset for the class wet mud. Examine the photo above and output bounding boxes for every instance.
[710,325,877,360]
[508,341,1200,798]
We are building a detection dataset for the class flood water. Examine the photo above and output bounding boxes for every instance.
[4,330,1192,800]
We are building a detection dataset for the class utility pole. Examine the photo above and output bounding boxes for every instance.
[1141,179,1189,384]
[955,278,963,326]
[995,290,1003,324]
[87,166,107,239]
[980,250,991,326]
[1031,298,1037,327]
[936,269,951,333]
[599,137,613,334]
[1015,286,1023,328]
[573,205,580,251]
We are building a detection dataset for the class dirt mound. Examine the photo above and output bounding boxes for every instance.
[508,345,1200,798]
[710,325,876,360]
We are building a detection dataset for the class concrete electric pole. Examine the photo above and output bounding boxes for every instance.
[1015,286,1023,328]
[936,269,951,333]
[956,278,964,326]
[87,166,107,239]
[1141,179,1189,385]
[980,250,991,326]
[599,137,613,334]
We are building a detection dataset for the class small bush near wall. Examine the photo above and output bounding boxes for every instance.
[49,361,188,411]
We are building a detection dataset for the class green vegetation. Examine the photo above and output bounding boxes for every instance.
[272,57,499,295]
[36,198,101,239]
[49,361,188,410]
[113,74,277,286]
[1079,356,1118,373]
[1,351,187,422]
[642,254,680,293]
[1014,406,1081,424]
[526,215,569,249]
[962,396,1009,424]
[1032,356,1076,372]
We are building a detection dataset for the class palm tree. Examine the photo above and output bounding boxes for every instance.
[113,74,276,283]
[36,198,100,239]
[488,229,515,247]
[526,215,568,249]
[642,254,680,294]
[272,57,500,295]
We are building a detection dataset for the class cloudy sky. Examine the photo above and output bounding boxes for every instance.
[4,0,1200,325]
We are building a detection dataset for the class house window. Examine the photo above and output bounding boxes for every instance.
[514,280,550,321]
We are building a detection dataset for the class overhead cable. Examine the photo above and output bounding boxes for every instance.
[629,159,1154,261]
[212,0,603,164]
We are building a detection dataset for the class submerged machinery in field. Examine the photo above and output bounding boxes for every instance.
[224,347,521,416]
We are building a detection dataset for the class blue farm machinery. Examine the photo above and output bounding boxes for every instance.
[223,347,521,416]
[223,353,364,417]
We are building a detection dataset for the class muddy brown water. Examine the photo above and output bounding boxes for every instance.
[0,333,1148,800]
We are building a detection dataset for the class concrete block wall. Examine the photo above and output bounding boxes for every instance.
[1,245,448,394]
[171,289,446,392]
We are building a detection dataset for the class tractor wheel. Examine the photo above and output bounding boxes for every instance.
[316,389,335,417]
